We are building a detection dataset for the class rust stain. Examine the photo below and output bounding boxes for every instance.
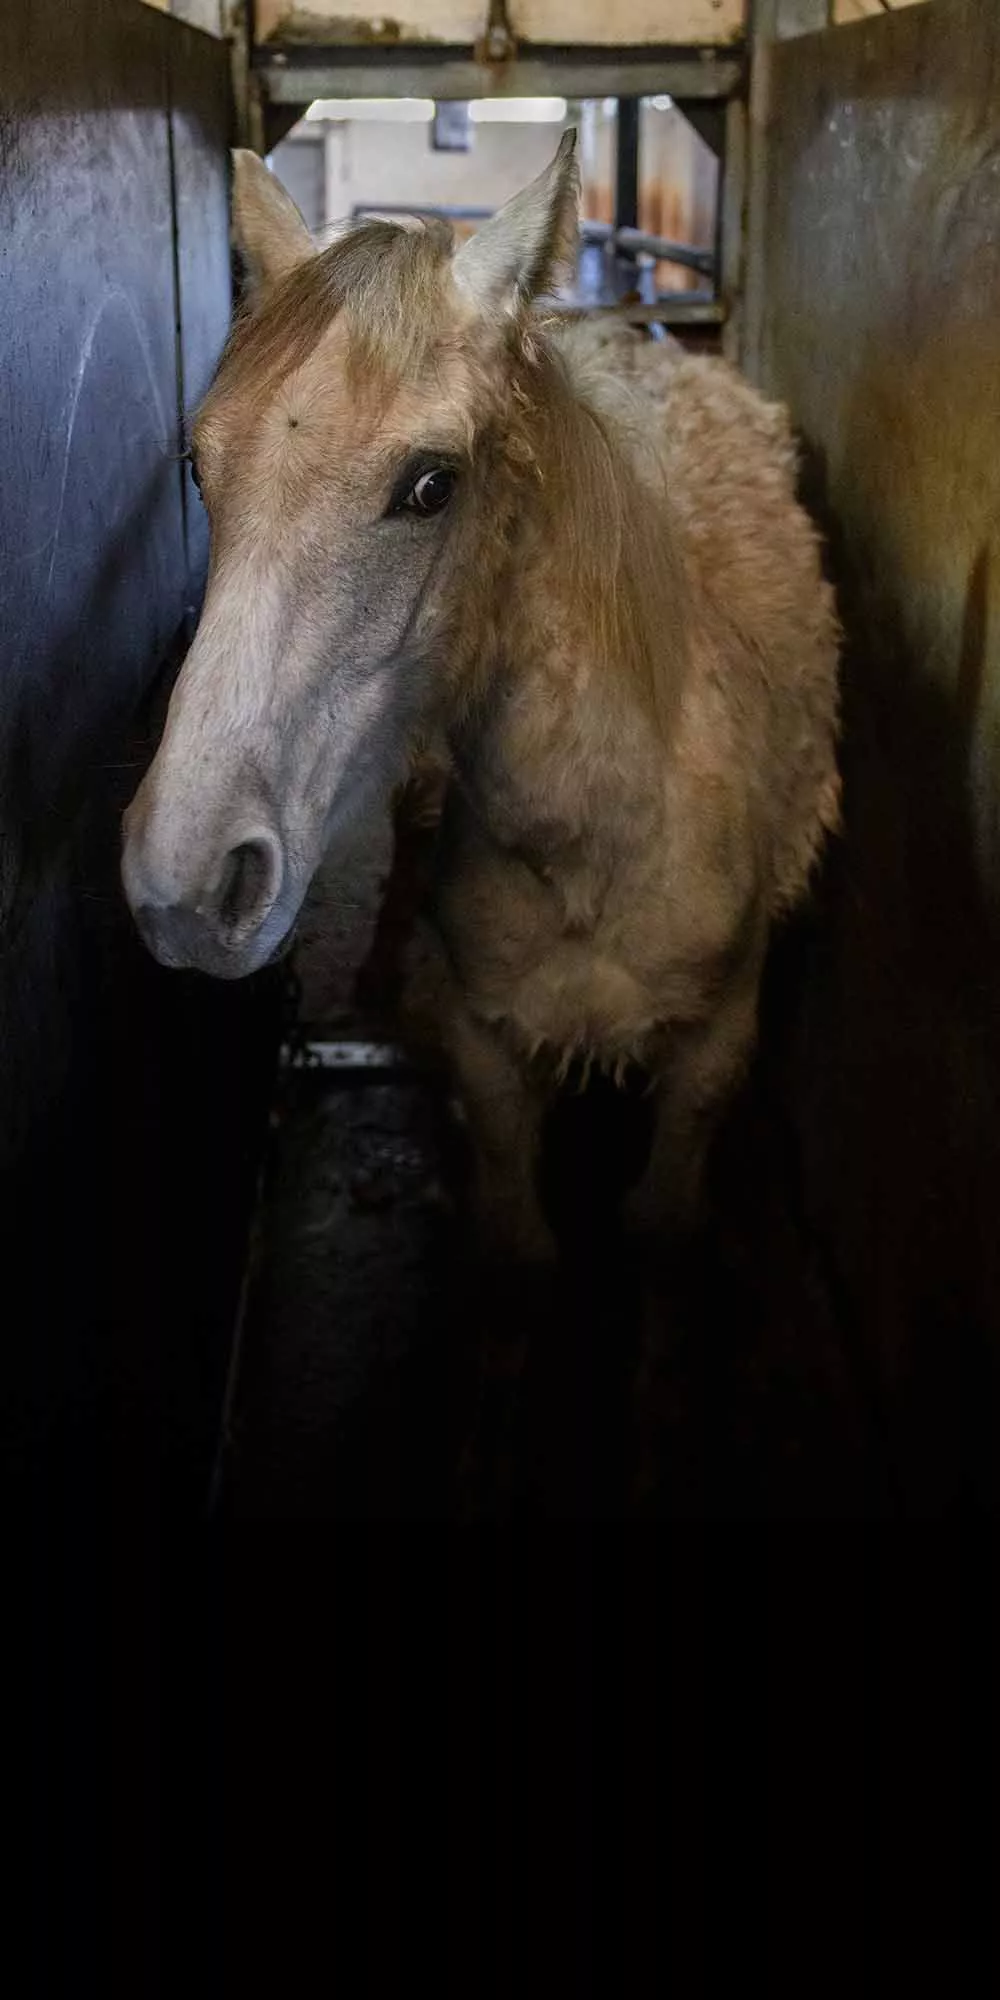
[263,9,446,44]
[261,4,745,51]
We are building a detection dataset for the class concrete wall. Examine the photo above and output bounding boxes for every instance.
[319,115,565,229]
[753,0,1000,1509]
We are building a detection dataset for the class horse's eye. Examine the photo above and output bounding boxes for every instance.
[188,453,202,497]
[403,467,457,517]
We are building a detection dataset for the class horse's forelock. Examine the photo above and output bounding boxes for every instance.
[209,218,455,411]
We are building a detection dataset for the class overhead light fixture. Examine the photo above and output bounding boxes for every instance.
[304,98,435,123]
[468,97,567,124]
[649,95,674,112]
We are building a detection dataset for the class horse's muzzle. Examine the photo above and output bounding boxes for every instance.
[122,816,290,980]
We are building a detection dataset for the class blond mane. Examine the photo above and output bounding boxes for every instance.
[503,335,690,742]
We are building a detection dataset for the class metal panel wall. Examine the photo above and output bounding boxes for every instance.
[0,0,278,1516]
[754,0,1000,1508]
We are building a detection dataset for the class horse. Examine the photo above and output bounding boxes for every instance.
[122,134,839,1266]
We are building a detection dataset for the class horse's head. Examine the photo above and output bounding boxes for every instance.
[123,133,578,979]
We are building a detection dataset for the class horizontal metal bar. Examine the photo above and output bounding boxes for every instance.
[616,226,714,275]
[573,296,727,326]
[259,47,744,106]
[281,1037,412,1074]
[256,41,745,71]
[581,220,714,275]
[347,205,713,275]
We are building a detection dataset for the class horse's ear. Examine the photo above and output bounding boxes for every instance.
[453,128,579,317]
[231,149,314,305]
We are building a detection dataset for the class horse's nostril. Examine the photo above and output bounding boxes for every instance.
[215,833,282,938]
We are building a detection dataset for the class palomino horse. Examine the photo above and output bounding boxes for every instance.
[123,135,839,1266]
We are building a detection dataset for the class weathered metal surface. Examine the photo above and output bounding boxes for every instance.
[575,296,726,325]
[170,19,236,589]
[514,0,744,38]
[258,48,744,101]
[0,9,182,890]
[756,0,1000,1508]
[252,0,746,45]
[0,0,276,1514]
[740,0,848,382]
[254,0,485,37]
[719,93,746,359]
[770,0,830,33]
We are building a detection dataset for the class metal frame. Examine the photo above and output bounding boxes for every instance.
[255,45,744,107]
[241,2,756,340]
[719,94,747,361]
[241,2,839,365]
[742,0,832,379]
[615,96,640,235]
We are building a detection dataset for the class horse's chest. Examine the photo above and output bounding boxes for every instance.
[435,744,722,1069]
[498,934,662,1072]
[436,842,668,1069]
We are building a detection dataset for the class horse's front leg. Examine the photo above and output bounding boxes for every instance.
[446,1002,557,1513]
[625,974,761,1249]
[447,1001,554,1267]
[353,761,445,1016]
[623,977,761,1511]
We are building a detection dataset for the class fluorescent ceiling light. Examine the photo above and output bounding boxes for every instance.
[469,97,567,123]
[305,98,435,122]
[648,95,674,111]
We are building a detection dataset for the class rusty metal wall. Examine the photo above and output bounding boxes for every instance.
[0,0,278,1518]
[755,0,1000,1508]
[251,0,745,44]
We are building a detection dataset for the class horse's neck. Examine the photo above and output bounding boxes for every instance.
[449,666,659,873]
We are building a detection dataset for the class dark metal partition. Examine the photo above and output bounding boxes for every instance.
[0,0,279,1518]
[753,0,1000,1509]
